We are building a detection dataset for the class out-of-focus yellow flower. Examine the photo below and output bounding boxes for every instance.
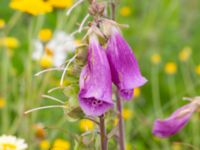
[52,139,70,150]
[38,29,52,42]
[0,37,19,49]
[122,108,133,120]
[45,47,54,56]
[153,136,161,142]
[79,119,95,132]
[151,53,161,64]
[195,65,200,75]
[179,47,192,62]
[172,142,182,150]
[39,54,53,68]
[0,97,6,109]
[54,79,71,87]
[114,117,118,126]
[40,140,50,150]
[114,109,133,125]
[120,6,131,17]
[75,39,82,46]
[164,62,177,75]
[126,143,132,150]
[33,123,46,139]
[0,19,5,29]
[134,88,140,97]
[48,0,73,8]
[10,0,52,16]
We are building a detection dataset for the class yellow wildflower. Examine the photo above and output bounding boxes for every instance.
[52,139,70,150]
[120,6,131,17]
[126,143,132,150]
[38,29,52,42]
[34,123,46,139]
[39,55,53,68]
[10,0,52,16]
[114,117,118,126]
[40,140,50,150]
[134,88,140,97]
[79,119,95,132]
[164,62,177,75]
[0,97,6,109]
[172,142,182,150]
[195,65,200,75]
[179,47,192,62]
[122,108,133,120]
[75,39,82,46]
[0,37,19,49]
[45,47,54,56]
[48,0,73,9]
[0,19,5,29]
[151,53,161,64]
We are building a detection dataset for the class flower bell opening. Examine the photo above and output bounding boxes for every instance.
[78,33,114,116]
[79,97,114,116]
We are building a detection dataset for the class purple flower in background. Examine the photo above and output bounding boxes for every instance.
[152,100,199,138]
[78,34,114,116]
[106,27,147,100]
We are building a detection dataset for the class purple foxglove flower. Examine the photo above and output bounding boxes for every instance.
[152,102,197,138]
[106,27,147,100]
[78,34,114,116]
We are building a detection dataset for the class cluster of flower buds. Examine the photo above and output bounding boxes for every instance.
[78,1,147,116]
[88,1,105,16]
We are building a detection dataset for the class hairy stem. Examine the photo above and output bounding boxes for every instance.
[110,0,116,20]
[116,92,125,150]
[99,115,108,150]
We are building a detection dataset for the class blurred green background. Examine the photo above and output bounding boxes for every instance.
[1,0,200,149]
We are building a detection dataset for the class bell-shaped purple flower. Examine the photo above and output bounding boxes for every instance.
[106,27,147,100]
[78,34,114,116]
[152,102,197,138]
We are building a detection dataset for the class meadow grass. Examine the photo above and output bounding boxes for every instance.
[1,0,200,149]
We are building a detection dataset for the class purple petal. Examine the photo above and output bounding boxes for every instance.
[106,28,147,100]
[152,103,196,138]
[78,35,114,116]
[119,89,134,100]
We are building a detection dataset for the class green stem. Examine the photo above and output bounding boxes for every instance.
[23,18,34,148]
[167,75,178,109]
[180,62,199,147]
[99,115,108,150]
[180,63,196,95]
[116,92,125,150]
[151,65,171,150]
[5,12,22,34]
[151,65,162,117]
[1,45,9,132]
[66,7,82,32]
